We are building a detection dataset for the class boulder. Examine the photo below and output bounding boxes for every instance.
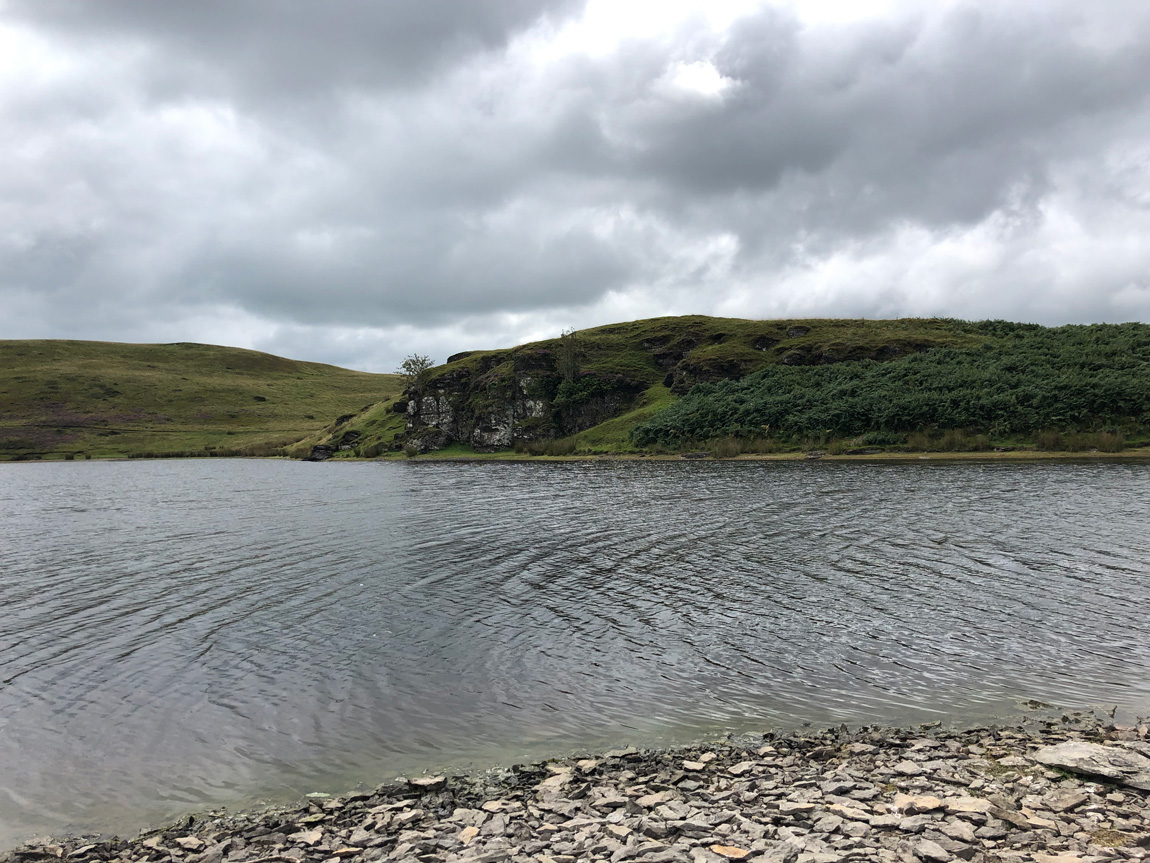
[1033,741,1150,790]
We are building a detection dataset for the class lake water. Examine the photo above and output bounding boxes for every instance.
[1,458,1148,847]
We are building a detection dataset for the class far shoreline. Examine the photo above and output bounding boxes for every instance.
[5,447,1150,465]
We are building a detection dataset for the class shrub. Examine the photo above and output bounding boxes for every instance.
[711,436,740,459]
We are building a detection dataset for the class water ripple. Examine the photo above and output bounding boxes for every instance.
[1,459,1149,846]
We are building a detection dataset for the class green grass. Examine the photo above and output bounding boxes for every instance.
[287,398,410,460]
[423,316,986,395]
[12,317,1145,462]
[0,340,401,460]
[571,384,675,453]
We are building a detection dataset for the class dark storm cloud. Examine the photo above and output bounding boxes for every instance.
[8,0,583,99]
[1,0,1149,370]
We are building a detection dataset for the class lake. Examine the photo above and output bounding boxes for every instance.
[1,458,1148,847]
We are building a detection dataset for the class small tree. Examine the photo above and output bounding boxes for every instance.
[557,327,579,383]
[398,354,434,395]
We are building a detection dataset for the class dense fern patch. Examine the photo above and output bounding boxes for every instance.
[630,322,1150,446]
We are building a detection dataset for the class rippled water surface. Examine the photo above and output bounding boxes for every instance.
[2,459,1149,845]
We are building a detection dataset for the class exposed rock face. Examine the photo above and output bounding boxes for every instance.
[10,714,1148,863]
[393,319,960,453]
[404,427,451,454]
[403,350,642,452]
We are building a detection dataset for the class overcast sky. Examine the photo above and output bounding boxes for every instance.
[2,0,1149,371]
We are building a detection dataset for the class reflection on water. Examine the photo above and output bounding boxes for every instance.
[1,459,1148,845]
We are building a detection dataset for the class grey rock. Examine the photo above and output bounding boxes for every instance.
[760,842,802,863]
[915,839,952,862]
[898,816,935,834]
[1034,742,1150,791]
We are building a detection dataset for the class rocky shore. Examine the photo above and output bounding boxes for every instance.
[6,713,1148,863]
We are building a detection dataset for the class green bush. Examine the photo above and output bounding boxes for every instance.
[632,323,1150,447]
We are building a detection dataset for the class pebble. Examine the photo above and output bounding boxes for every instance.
[6,713,1148,863]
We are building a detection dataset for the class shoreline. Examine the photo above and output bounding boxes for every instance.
[4,447,1150,465]
[7,714,1147,863]
[397,449,1150,464]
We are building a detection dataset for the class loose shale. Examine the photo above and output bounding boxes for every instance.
[6,713,1148,863]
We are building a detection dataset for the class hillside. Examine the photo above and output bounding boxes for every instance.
[0,340,401,460]
[8,318,1146,463]
[299,316,997,459]
[632,320,1150,453]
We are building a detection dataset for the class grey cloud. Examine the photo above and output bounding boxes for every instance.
[8,0,583,99]
[2,0,1149,370]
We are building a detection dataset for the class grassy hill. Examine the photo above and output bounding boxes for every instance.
[305,316,1150,460]
[0,340,401,460]
[8,318,1147,463]
[299,316,997,459]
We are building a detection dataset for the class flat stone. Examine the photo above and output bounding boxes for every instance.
[760,842,801,863]
[459,826,480,845]
[826,804,870,821]
[997,756,1029,767]
[899,815,935,833]
[940,821,976,843]
[537,773,573,796]
[1043,791,1090,813]
[709,846,751,860]
[1033,742,1150,790]
[894,761,923,776]
[175,837,206,852]
[1020,808,1058,829]
[729,762,757,777]
[974,822,1006,840]
[779,801,817,814]
[409,775,447,791]
[637,791,674,808]
[870,814,902,828]
[683,761,707,771]
[348,828,373,846]
[942,797,993,815]
[916,838,952,862]
[894,794,943,814]
[813,815,843,834]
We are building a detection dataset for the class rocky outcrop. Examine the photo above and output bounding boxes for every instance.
[394,319,963,453]
[8,714,1148,863]
[403,349,642,452]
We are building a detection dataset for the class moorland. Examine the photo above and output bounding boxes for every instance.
[2,317,1149,461]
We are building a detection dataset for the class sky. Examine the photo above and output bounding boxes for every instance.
[2,0,1149,372]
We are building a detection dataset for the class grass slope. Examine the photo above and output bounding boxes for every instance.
[0,340,401,460]
[428,315,985,393]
